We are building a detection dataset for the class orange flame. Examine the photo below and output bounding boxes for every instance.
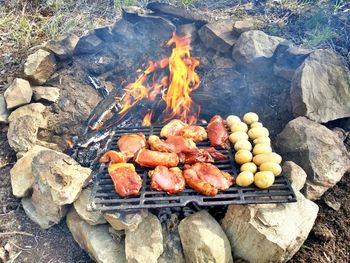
[142,111,152,126]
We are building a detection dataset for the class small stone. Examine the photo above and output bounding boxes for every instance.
[22,197,55,229]
[313,224,334,242]
[74,33,104,55]
[233,19,257,36]
[45,33,79,60]
[104,210,148,231]
[323,194,342,211]
[74,188,107,225]
[67,208,126,263]
[32,86,60,102]
[0,94,9,123]
[24,49,57,84]
[282,161,307,192]
[4,78,32,110]
[8,103,47,129]
[125,213,163,263]
[179,210,233,263]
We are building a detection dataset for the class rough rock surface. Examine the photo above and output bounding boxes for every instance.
[32,86,60,102]
[179,210,233,263]
[276,117,350,200]
[7,115,39,152]
[74,188,106,225]
[104,210,148,231]
[125,213,163,263]
[222,191,319,263]
[8,103,47,129]
[67,208,126,263]
[232,30,284,67]
[21,197,55,229]
[74,33,104,54]
[45,33,79,60]
[283,161,307,191]
[10,145,48,197]
[24,49,57,84]
[4,78,32,109]
[32,150,92,205]
[0,94,9,123]
[291,49,350,123]
[232,18,258,36]
[198,19,236,52]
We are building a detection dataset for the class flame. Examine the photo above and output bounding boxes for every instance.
[142,111,152,126]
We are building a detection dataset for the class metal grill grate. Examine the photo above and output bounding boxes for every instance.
[91,124,297,211]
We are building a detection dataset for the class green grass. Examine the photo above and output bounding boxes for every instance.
[175,0,197,7]
[305,27,337,47]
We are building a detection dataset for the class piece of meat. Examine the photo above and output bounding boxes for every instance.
[117,132,146,158]
[148,135,197,153]
[99,150,128,164]
[160,119,186,137]
[148,166,185,194]
[183,163,234,196]
[207,115,229,149]
[134,149,179,168]
[178,147,228,164]
[108,163,142,197]
[180,125,208,142]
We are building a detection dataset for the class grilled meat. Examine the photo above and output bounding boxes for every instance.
[134,149,179,168]
[148,166,185,194]
[148,135,197,153]
[183,163,234,196]
[180,125,207,142]
[160,119,186,137]
[117,132,146,158]
[207,115,229,149]
[99,150,128,164]
[178,147,228,164]
[108,163,142,197]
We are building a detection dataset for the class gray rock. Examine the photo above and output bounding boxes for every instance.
[283,161,307,191]
[74,188,106,225]
[232,30,284,67]
[222,191,319,263]
[0,94,9,123]
[75,33,104,54]
[10,145,48,197]
[95,26,114,42]
[276,117,350,200]
[179,210,233,263]
[104,210,148,231]
[67,208,126,263]
[7,116,39,152]
[32,150,92,205]
[45,33,79,60]
[24,49,57,84]
[21,197,55,229]
[32,86,60,102]
[4,78,32,110]
[125,213,163,263]
[198,19,237,52]
[233,18,258,36]
[8,103,47,129]
[291,49,350,123]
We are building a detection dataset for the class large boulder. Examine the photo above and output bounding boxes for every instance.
[179,210,233,263]
[67,208,126,263]
[291,49,350,123]
[125,213,163,263]
[222,191,319,263]
[8,103,47,129]
[4,78,32,110]
[21,197,55,229]
[45,33,80,60]
[104,210,148,231]
[276,117,350,200]
[32,86,60,103]
[24,49,57,84]
[0,94,9,123]
[282,161,307,191]
[32,150,92,205]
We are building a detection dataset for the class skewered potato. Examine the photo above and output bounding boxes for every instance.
[234,140,252,151]
[253,144,272,155]
[254,171,275,189]
[260,162,282,176]
[243,112,259,125]
[236,171,254,187]
[248,127,269,139]
[229,132,249,144]
[253,137,271,145]
[240,162,257,173]
[226,115,241,126]
[253,152,282,166]
[250,122,263,128]
[230,122,248,133]
[235,150,253,164]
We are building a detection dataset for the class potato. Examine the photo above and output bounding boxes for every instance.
[243,112,259,125]
[260,162,282,176]
[235,150,253,164]
[236,171,254,187]
[253,137,271,145]
[226,115,241,126]
[253,144,272,155]
[254,171,275,189]
[248,127,269,139]
[230,121,248,133]
[234,140,252,151]
[250,122,263,128]
[229,132,249,144]
[240,162,257,173]
[253,152,282,166]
